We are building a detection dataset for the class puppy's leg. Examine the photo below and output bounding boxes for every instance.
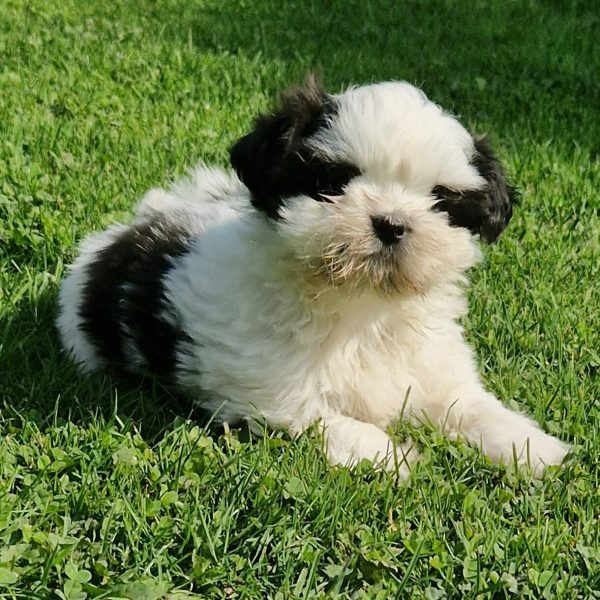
[322,414,418,478]
[441,385,570,476]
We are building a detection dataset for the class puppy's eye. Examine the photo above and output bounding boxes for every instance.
[309,191,335,203]
[431,185,449,211]
[432,185,445,200]
[306,161,361,203]
[432,185,463,212]
[432,185,459,200]
[311,185,346,202]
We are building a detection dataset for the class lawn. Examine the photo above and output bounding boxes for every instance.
[0,0,598,597]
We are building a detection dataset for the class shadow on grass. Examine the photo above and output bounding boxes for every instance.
[0,287,212,442]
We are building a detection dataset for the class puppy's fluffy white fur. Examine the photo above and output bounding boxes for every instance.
[57,79,569,477]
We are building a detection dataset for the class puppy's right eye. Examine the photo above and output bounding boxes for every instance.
[306,161,361,203]
[309,191,335,203]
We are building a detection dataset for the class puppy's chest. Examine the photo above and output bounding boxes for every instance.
[311,317,426,424]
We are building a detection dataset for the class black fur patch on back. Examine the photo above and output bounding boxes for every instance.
[229,75,361,219]
[433,136,517,243]
[79,220,191,377]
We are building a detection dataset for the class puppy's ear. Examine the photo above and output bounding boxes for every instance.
[434,136,518,243]
[470,136,518,242]
[230,75,330,218]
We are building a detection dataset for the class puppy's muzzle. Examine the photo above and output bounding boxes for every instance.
[371,216,406,246]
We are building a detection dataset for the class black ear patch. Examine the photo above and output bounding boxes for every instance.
[229,75,360,219]
[433,136,518,243]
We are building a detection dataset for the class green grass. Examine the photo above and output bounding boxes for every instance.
[1,0,599,597]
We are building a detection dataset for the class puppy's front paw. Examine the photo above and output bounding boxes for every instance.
[323,415,418,479]
[517,432,570,478]
[447,393,570,478]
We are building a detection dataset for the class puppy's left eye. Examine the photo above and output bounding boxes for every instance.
[431,185,457,212]
[432,185,445,200]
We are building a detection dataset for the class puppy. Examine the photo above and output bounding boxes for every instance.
[57,77,570,477]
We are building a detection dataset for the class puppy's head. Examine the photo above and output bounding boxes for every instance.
[230,77,517,294]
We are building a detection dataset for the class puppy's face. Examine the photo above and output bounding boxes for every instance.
[230,77,517,295]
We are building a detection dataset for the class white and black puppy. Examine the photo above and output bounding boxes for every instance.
[58,77,569,477]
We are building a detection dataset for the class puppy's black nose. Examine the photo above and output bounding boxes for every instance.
[371,216,406,246]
